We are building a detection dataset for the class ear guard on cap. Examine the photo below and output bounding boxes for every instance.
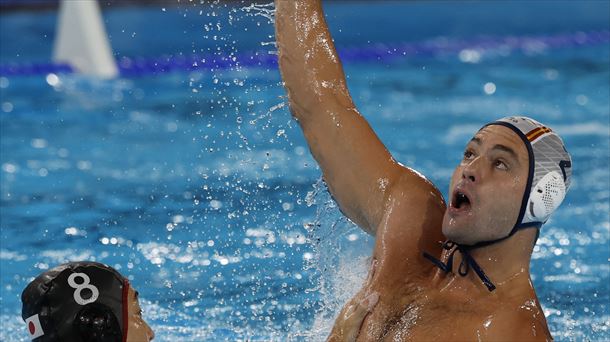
[74,303,122,342]
[524,171,566,223]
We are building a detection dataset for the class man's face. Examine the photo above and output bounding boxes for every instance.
[442,125,529,245]
[126,287,154,341]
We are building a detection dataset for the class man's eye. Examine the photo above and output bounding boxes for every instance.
[494,160,508,170]
[463,150,474,159]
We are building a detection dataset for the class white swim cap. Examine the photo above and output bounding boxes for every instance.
[487,116,572,230]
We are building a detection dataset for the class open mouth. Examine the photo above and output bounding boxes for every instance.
[452,190,471,210]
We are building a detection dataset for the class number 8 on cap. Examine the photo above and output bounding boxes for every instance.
[67,272,99,305]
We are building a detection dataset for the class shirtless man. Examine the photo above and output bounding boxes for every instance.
[274,1,572,340]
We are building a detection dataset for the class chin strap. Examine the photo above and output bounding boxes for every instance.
[423,225,542,292]
[423,241,496,291]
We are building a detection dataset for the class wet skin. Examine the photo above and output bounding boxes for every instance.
[275,0,552,340]
[348,126,551,341]
[442,125,528,245]
[126,287,155,341]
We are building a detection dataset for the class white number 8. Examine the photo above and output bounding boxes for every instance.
[67,273,99,305]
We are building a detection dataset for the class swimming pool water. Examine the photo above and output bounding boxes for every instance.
[1,2,609,341]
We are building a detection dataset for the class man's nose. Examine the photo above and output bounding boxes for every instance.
[146,322,155,341]
[462,157,481,182]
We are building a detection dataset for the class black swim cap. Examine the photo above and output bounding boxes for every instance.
[21,261,129,342]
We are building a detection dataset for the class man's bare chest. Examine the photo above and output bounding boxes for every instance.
[358,290,487,341]
[380,310,483,342]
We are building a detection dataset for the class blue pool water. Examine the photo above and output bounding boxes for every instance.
[1,2,609,341]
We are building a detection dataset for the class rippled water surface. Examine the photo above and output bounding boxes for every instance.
[1,2,609,341]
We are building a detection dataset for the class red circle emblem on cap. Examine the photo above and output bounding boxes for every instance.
[28,321,35,334]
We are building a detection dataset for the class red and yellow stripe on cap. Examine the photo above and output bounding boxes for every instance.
[526,126,552,142]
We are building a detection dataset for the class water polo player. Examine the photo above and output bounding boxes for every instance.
[275,0,572,340]
[21,261,154,341]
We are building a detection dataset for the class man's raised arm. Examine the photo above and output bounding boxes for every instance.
[274,0,406,234]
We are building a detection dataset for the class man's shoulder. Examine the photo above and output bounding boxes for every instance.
[385,166,447,234]
[368,167,448,284]
[394,166,446,206]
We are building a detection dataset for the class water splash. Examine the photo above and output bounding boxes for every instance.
[240,2,275,24]
[297,178,375,340]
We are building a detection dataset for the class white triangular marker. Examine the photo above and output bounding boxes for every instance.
[53,0,119,78]
[25,314,45,339]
